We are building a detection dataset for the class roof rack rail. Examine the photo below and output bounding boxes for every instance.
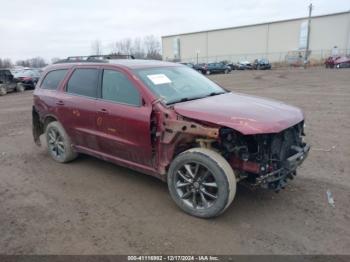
[54,54,135,64]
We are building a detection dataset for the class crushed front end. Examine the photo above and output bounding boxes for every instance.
[218,122,310,192]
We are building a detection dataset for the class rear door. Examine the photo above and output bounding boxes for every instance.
[57,67,100,150]
[95,68,153,167]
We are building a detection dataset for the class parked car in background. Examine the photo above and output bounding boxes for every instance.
[206,62,231,75]
[180,62,195,69]
[334,56,350,68]
[0,69,25,96]
[14,69,41,89]
[324,55,350,68]
[32,56,309,218]
[237,61,253,70]
[324,56,340,68]
[253,59,271,70]
[227,62,238,70]
[193,63,208,74]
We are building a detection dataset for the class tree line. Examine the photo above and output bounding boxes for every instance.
[0,57,47,69]
[91,35,162,60]
[0,35,162,68]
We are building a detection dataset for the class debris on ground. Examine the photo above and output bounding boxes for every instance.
[326,189,335,207]
[312,145,337,152]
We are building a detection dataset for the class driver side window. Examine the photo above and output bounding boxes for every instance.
[102,70,140,106]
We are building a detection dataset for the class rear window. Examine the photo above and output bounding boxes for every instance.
[41,69,68,90]
[66,68,99,98]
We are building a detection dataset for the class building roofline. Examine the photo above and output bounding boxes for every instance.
[162,10,350,38]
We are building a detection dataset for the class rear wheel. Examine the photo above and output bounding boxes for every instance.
[46,121,78,163]
[167,148,236,218]
[0,85,7,96]
[16,83,25,92]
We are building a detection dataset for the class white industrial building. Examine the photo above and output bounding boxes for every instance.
[161,11,350,63]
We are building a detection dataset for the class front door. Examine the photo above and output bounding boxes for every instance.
[96,69,153,167]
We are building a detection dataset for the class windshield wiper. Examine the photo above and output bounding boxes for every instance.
[166,97,195,105]
[166,91,226,105]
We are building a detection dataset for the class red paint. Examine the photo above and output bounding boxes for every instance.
[174,92,304,134]
[229,156,260,174]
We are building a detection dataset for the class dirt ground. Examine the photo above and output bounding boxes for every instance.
[0,67,349,255]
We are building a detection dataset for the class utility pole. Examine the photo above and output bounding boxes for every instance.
[304,3,313,67]
[196,49,200,65]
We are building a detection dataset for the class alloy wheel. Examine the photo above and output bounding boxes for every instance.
[47,128,65,159]
[175,162,218,209]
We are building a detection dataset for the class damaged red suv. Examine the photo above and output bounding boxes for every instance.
[33,56,310,218]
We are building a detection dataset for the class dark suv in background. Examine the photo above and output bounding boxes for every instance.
[252,59,272,70]
[206,62,231,75]
[0,69,25,96]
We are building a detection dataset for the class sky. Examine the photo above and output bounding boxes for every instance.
[0,0,349,62]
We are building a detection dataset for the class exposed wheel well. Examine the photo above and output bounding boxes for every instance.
[33,114,59,146]
[44,116,58,130]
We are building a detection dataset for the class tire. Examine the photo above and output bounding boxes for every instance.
[167,148,236,218]
[0,85,6,96]
[16,83,25,92]
[45,121,78,163]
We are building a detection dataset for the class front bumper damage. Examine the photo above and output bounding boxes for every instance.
[255,143,311,191]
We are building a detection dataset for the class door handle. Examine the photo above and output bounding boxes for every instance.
[98,108,108,114]
[56,100,64,106]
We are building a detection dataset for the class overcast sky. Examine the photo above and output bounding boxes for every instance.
[0,0,349,62]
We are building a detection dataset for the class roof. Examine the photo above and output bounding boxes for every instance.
[46,59,179,70]
[162,10,350,38]
[107,59,178,69]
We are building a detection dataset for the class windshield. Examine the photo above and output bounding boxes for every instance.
[134,66,225,104]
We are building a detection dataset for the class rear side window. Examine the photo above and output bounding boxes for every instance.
[67,68,99,98]
[41,69,67,90]
[102,70,140,106]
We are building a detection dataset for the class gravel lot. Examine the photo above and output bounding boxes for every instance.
[0,67,349,255]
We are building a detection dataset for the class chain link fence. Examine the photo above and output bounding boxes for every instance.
[173,49,350,67]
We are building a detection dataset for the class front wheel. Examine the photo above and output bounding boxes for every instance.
[0,85,7,96]
[167,148,236,218]
[16,83,25,92]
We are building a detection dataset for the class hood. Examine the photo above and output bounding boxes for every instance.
[174,92,304,135]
